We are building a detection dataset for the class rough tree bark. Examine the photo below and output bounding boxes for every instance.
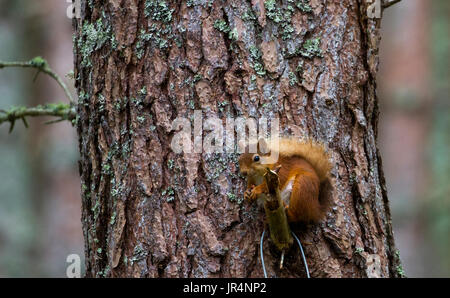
[73,0,403,277]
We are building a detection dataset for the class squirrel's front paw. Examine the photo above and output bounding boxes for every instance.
[245,184,268,202]
[244,186,256,202]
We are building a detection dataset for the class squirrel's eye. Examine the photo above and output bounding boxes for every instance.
[253,155,260,162]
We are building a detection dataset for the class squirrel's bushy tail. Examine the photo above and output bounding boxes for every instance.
[269,137,334,215]
[268,137,332,182]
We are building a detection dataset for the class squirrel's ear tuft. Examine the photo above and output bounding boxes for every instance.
[258,137,270,154]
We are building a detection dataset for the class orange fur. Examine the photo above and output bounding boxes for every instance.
[239,137,332,223]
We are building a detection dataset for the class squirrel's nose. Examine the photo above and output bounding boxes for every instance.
[241,170,248,176]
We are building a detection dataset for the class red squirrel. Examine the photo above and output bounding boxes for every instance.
[238,137,332,223]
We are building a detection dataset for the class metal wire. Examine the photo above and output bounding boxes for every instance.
[292,231,310,278]
[259,229,310,278]
[260,229,268,278]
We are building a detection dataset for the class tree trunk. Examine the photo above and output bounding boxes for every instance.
[73,0,402,278]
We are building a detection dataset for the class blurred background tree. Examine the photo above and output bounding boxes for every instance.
[379,0,450,277]
[0,0,83,277]
[0,0,448,277]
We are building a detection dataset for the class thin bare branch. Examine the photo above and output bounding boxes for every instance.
[0,103,76,133]
[0,57,74,103]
